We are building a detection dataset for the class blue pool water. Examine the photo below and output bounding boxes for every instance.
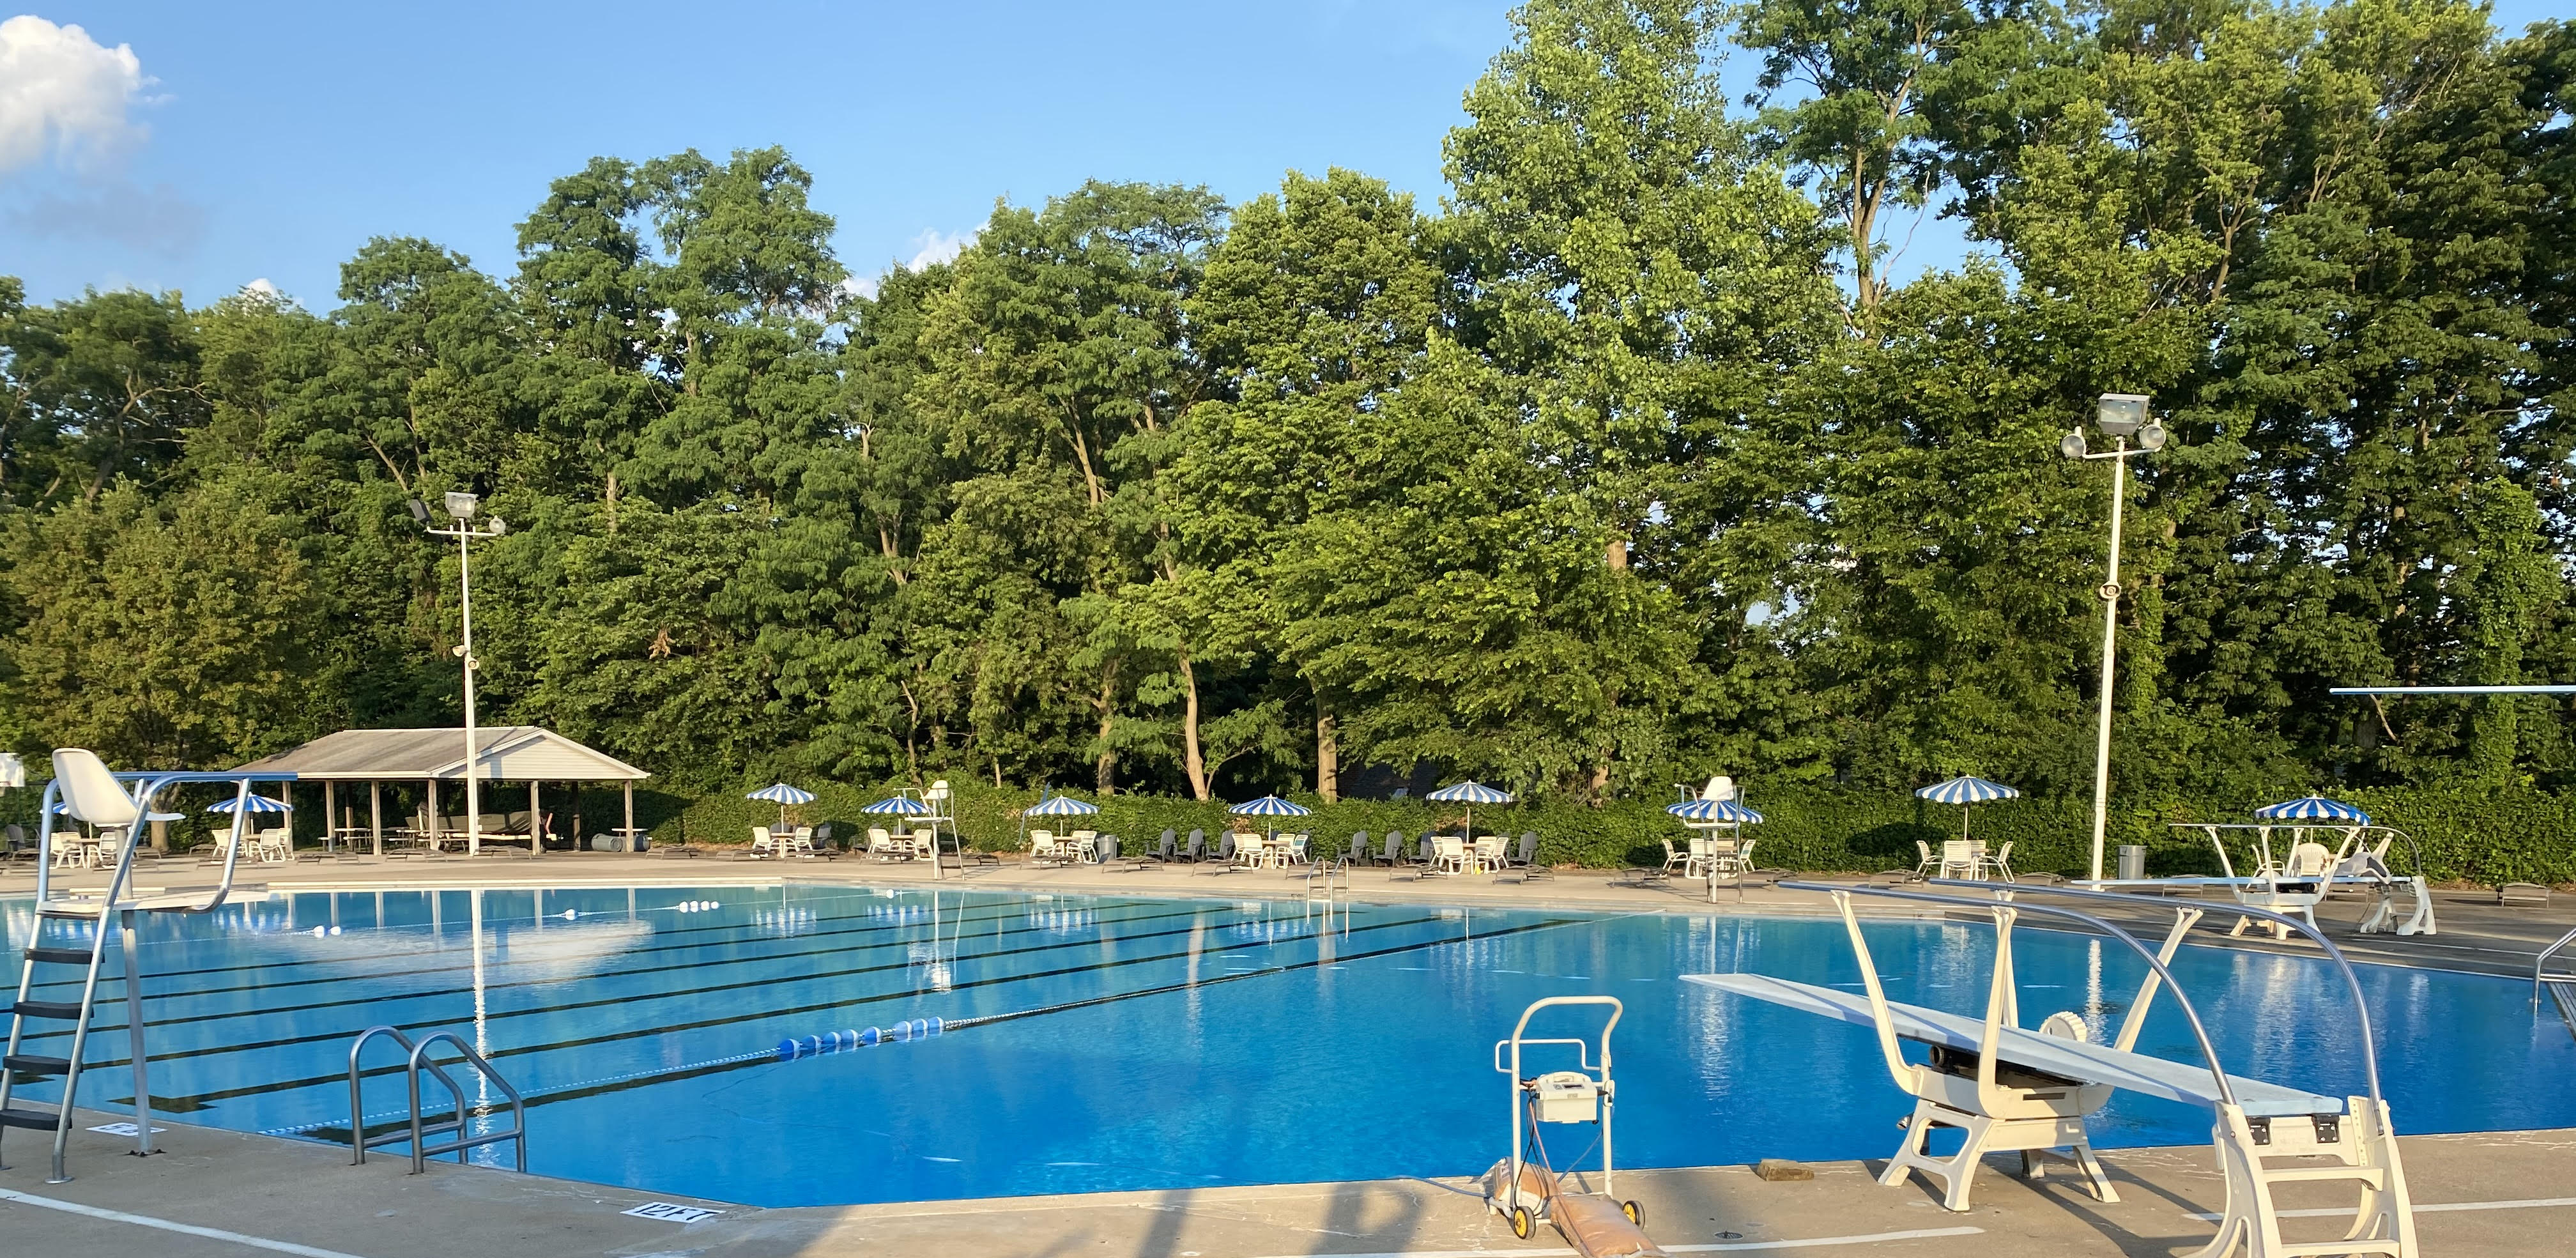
[4,885,2570,1207]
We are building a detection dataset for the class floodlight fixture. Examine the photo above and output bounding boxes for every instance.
[443,491,480,521]
[2137,420,2169,452]
[2096,393,2149,438]
[408,499,431,525]
[2060,429,2088,459]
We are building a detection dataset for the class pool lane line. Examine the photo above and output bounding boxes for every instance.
[16,898,1365,1072]
[0,1186,374,1258]
[8,898,1250,1050]
[268,913,1593,1131]
[1233,1226,1988,1257]
[20,894,1215,1008]
[72,910,1477,1113]
[13,886,1193,994]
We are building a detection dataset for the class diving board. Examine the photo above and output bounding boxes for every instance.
[1692,882,2418,1258]
[1685,973,2344,1117]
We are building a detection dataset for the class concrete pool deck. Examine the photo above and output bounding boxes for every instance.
[3,1107,2570,1257]
[8,854,2575,1255]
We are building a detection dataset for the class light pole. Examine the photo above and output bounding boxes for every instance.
[2060,394,2170,882]
[411,491,508,856]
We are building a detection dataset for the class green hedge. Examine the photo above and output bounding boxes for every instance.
[615,778,2576,886]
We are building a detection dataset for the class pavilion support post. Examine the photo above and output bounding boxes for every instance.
[325,781,337,853]
[428,778,441,852]
[623,781,635,851]
[369,780,383,857]
[530,779,543,857]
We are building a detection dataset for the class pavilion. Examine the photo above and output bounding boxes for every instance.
[231,726,651,856]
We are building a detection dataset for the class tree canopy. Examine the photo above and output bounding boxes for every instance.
[4,1,2572,808]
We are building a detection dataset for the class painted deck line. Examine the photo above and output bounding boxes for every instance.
[1238,1224,1986,1257]
[2181,1194,2576,1221]
[0,1186,372,1258]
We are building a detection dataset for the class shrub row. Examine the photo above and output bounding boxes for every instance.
[617,778,2576,887]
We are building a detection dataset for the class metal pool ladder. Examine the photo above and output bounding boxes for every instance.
[2534,926,2576,1041]
[346,1025,528,1173]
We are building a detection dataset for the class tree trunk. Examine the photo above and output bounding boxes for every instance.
[1316,704,1338,804]
[1605,537,1629,571]
[1179,645,1210,801]
[1094,668,1118,795]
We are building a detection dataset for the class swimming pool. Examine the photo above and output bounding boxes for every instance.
[4,885,2570,1207]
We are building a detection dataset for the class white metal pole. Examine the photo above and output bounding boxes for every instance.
[460,526,481,857]
[2087,438,2130,882]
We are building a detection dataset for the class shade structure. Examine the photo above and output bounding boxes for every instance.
[747,781,816,829]
[1915,776,2020,804]
[2254,796,2370,825]
[1026,794,1101,817]
[1425,781,1515,804]
[1229,793,1312,841]
[862,795,923,815]
[1669,799,1764,824]
[206,795,293,814]
[1916,774,2016,841]
[1426,781,1514,841]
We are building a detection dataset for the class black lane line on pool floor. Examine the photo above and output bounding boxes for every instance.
[17,896,1208,1018]
[14,888,1197,995]
[7,898,1245,1050]
[69,910,1468,1112]
[282,914,1590,1140]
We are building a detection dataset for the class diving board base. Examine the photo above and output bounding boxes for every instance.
[1883,1098,2117,1212]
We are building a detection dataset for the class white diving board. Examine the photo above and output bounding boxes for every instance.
[1685,972,2346,1117]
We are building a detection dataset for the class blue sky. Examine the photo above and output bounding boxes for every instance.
[2,1,2563,311]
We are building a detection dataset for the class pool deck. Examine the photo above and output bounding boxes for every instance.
[20,848,2576,981]
[4,1106,2570,1257]
[8,855,2575,1255]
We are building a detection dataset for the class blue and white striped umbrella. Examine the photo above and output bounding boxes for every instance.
[1229,794,1313,817]
[1668,799,1764,824]
[1427,781,1515,840]
[1916,775,2020,804]
[1027,794,1101,817]
[862,795,923,815]
[206,795,293,814]
[2254,796,2370,825]
[746,783,817,806]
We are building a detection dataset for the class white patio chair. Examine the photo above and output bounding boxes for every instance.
[1472,835,1505,874]
[1287,833,1310,864]
[1915,840,1938,878]
[250,824,293,864]
[1981,841,2015,882]
[1432,834,1467,875]
[1658,838,1687,879]
[746,825,775,859]
[1939,840,1977,880]
[1070,829,1100,863]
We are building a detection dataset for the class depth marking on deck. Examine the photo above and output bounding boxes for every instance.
[1238,1225,1984,1257]
[2182,1195,2576,1221]
[0,1187,372,1258]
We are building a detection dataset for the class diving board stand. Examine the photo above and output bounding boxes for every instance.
[1690,882,2415,1258]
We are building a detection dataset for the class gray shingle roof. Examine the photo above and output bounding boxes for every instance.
[231,727,649,781]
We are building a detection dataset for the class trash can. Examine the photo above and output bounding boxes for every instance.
[2117,845,2146,881]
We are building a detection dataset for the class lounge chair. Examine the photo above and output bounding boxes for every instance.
[1181,829,1206,863]
[739,825,775,859]
[1381,831,1406,866]
[866,826,901,859]
[1511,832,1547,878]
[1158,829,1179,862]
[1346,831,1373,865]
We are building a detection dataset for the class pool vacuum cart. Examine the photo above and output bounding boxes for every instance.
[1483,996,1666,1257]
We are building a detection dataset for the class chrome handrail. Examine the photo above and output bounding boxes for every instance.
[2534,926,2576,1008]
[1785,880,2244,1109]
[1943,878,2384,1105]
[406,1031,527,1173]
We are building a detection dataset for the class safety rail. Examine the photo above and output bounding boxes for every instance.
[346,1025,527,1174]
[1924,877,2385,1105]
[2534,925,2576,1010]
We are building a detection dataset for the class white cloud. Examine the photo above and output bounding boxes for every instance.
[0,15,150,176]
[241,277,280,298]
[903,227,975,271]
[843,227,980,302]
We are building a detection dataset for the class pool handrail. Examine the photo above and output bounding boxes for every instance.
[405,1031,528,1173]
[2536,925,2576,1006]
[1781,879,2244,1110]
[1931,877,2385,1107]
